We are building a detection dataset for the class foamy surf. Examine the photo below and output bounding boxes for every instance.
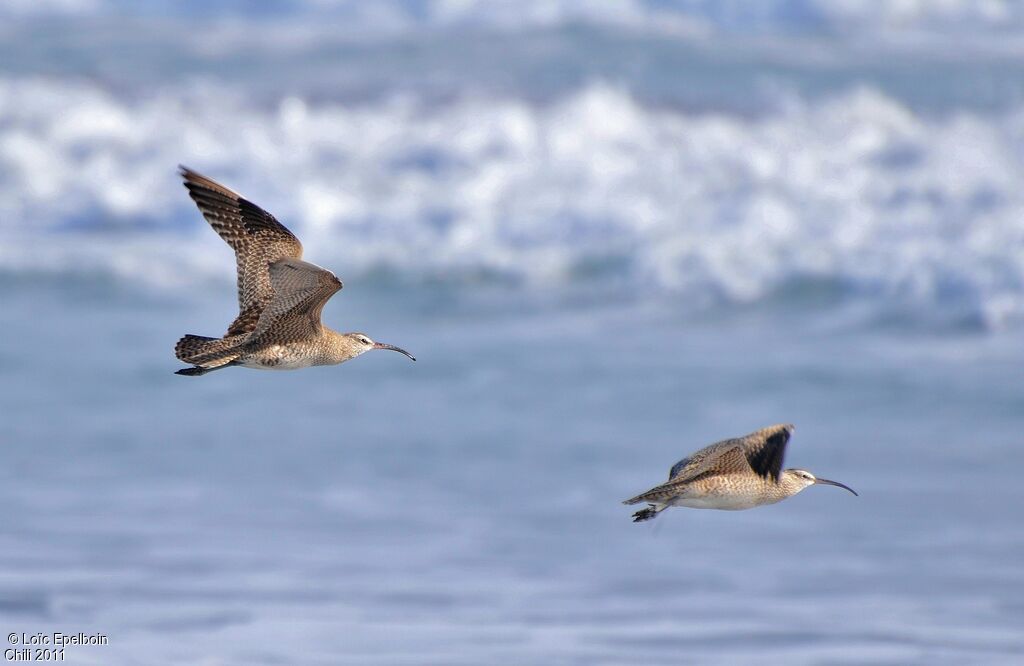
[2,78,1023,328]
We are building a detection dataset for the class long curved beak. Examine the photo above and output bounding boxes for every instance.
[813,477,858,496]
[373,342,416,361]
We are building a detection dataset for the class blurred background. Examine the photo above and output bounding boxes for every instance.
[1,1,1023,664]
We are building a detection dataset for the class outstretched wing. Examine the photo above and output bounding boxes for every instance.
[249,259,343,343]
[664,441,743,483]
[180,166,303,336]
[668,424,793,482]
[668,455,692,480]
[738,423,793,481]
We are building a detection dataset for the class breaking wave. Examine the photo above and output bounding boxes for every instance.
[2,77,1024,328]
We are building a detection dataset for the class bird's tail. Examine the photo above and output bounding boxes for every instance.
[624,489,670,522]
[622,485,668,506]
[622,492,648,506]
[174,334,244,369]
[175,365,228,377]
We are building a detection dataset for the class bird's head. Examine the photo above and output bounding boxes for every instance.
[345,332,416,362]
[782,469,858,497]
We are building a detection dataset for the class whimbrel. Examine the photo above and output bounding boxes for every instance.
[623,424,856,522]
[174,167,415,376]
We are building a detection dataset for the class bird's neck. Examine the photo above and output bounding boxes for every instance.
[322,329,359,365]
[775,473,807,499]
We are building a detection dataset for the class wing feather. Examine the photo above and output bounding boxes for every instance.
[740,423,793,481]
[668,424,794,483]
[180,166,303,335]
[249,259,343,342]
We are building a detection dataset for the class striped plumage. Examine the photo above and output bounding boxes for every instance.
[174,167,414,376]
[623,424,857,521]
[179,166,303,337]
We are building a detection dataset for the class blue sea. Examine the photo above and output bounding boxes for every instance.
[1,2,1023,664]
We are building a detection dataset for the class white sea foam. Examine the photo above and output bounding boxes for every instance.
[2,77,1024,327]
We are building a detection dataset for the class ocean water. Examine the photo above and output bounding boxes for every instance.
[1,4,1024,665]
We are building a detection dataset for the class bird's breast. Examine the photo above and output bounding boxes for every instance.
[238,344,318,370]
[669,474,780,511]
[669,494,763,511]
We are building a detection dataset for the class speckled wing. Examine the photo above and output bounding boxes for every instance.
[668,424,793,483]
[737,423,793,482]
[249,259,343,343]
[667,455,693,480]
[180,166,303,336]
[665,441,734,482]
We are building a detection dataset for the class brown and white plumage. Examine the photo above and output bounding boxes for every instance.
[249,258,343,344]
[174,167,414,376]
[624,424,856,521]
[179,166,303,337]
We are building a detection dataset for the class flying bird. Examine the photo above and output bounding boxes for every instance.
[174,166,415,376]
[623,424,856,522]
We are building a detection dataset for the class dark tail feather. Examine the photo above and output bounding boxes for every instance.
[176,334,227,362]
[174,333,243,368]
[175,362,236,377]
[175,366,211,377]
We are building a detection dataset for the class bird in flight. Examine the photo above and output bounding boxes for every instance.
[623,424,856,522]
[174,166,415,376]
